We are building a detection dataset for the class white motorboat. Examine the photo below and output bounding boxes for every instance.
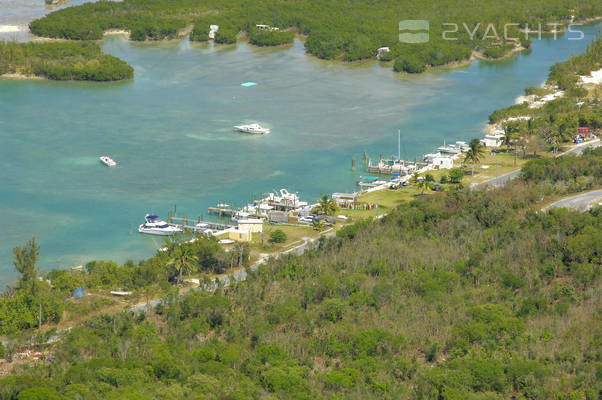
[357,176,387,188]
[437,141,462,155]
[233,123,270,134]
[138,214,182,236]
[99,156,117,167]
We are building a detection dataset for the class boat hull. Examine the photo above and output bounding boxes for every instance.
[233,125,270,134]
[138,225,182,236]
[99,157,117,167]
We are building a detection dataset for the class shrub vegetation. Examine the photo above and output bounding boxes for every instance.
[28,0,602,72]
[1,148,600,399]
[0,41,133,81]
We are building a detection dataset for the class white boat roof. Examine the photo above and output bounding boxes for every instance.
[238,218,263,224]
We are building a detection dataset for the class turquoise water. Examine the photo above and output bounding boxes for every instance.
[0,24,600,287]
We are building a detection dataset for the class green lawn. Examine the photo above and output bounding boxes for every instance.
[248,223,320,255]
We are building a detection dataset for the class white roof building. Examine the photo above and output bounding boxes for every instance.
[428,154,454,170]
[237,218,263,233]
[480,134,504,148]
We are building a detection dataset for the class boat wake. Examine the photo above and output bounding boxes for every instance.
[0,25,24,33]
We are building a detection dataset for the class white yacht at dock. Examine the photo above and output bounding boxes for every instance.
[233,123,270,134]
[138,214,182,236]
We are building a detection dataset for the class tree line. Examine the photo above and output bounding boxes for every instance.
[0,148,600,399]
[0,41,133,81]
[0,233,249,335]
[28,0,602,73]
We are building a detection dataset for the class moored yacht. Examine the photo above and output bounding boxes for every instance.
[233,123,270,134]
[138,214,182,236]
[99,156,117,167]
[357,176,388,188]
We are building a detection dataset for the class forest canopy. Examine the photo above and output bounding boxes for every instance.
[0,41,133,81]
[0,148,600,399]
[28,0,602,72]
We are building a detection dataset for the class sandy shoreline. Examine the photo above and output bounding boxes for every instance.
[0,72,45,80]
[580,68,602,85]
[103,29,130,38]
[472,45,526,62]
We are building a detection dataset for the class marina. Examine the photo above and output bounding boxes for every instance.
[166,216,235,232]
[366,134,465,177]
[1,22,600,283]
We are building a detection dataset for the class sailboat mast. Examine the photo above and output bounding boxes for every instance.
[397,129,401,160]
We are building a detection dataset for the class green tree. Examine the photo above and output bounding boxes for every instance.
[166,241,199,284]
[316,193,337,216]
[463,138,485,176]
[417,173,435,194]
[13,238,40,296]
[448,168,465,184]
[269,229,287,243]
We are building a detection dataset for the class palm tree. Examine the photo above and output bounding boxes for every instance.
[316,193,337,216]
[166,243,199,284]
[502,130,516,152]
[417,173,435,194]
[313,219,326,232]
[464,138,485,176]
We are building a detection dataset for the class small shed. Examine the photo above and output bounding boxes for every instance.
[237,218,263,233]
[217,227,253,242]
[332,192,358,205]
[430,155,453,170]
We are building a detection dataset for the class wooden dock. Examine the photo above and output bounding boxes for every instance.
[207,207,237,216]
[167,216,234,231]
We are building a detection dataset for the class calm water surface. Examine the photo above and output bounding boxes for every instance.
[0,17,599,287]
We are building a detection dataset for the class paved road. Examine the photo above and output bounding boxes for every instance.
[563,138,600,155]
[474,139,600,189]
[542,189,602,212]
[473,169,521,189]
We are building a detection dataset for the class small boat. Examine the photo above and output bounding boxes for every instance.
[138,214,182,236]
[99,156,117,167]
[232,211,251,221]
[436,141,462,155]
[218,239,235,245]
[110,291,132,296]
[357,176,387,188]
[233,123,270,134]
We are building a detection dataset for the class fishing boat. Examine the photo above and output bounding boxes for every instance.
[233,123,270,134]
[138,214,182,236]
[99,156,117,167]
